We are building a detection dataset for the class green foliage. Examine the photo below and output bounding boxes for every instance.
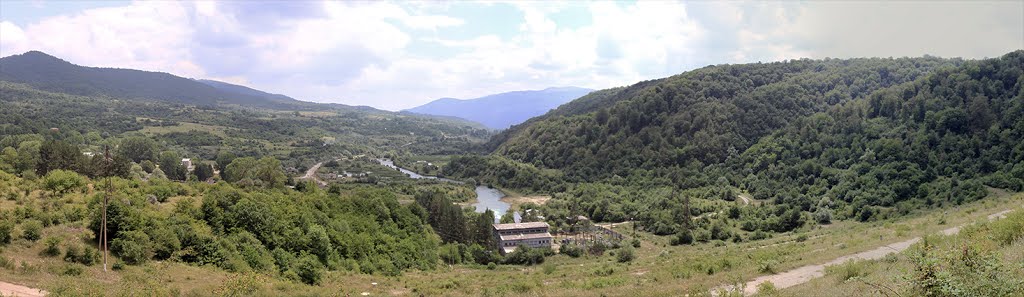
[503,246,547,266]
[158,151,188,181]
[42,169,86,196]
[0,220,13,245]
[616,246,636,263]
[118,137,157,163]
[111,230,153,265]
[21,219,42,241]
[560,244,583,258]
[194,162,214,182]
[63,241,99,265]
[824,260,868,282]
[224,157,286,188]
[294,253,324,285]
[37,139,82,176]
[42,236,62,256]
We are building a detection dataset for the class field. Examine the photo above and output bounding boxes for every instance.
[1,183,1018,296]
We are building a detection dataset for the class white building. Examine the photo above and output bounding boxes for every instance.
[493,222,553,254]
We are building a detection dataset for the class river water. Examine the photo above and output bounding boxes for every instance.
[377,159,516,222]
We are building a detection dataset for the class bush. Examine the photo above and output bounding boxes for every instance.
[151,227,181,260]
[631,238,641,248]
[64,242,100,265]
[542,262,556,274]
[560,244,583,258]
[43,170,86,196]
[503,246,546,266]
[617,246,636,263]
[0,220,13,245]
[42,236,62,256]
[61,264,84,276]
[111,230,152,265]
[825,260,868,281]
[21,219,42,241]
[487,262,497,270]
[671,230,694,245]
[294,253,324,285]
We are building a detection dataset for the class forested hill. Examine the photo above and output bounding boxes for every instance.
[405,87,593,129]
[0,51,306,109]
[449,51,1024,222]
[489,55,969,179]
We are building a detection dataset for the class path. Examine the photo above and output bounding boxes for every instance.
[736,193,752,205]
[299,161,327,186]
[714,208,1016,296]
[0,281,46,297]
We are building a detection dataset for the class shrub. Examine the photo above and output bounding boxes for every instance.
[43,170,86,196]
[825,260,868,281]
[560,244,583,258]
[294,253,324,285]
[542,262,556,274]
[617,246,636,263]
[111,230,152,265]
[503,246,546,265]
[671,230,694,245]
[151,227,181,260]
[21,219,42,241]
[41,236,62,256]
[631,238,641,248]
[0,220,13,245]
[487,262,497,270]
[64,242,100,265]
[61,264,84,276]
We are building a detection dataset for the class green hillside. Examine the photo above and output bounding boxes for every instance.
[450,51,1023,236]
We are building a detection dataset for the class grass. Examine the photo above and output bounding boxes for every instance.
[137,120,229,138]
[0,187,1019,296]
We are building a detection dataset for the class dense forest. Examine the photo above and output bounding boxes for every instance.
[452,51,1023,241]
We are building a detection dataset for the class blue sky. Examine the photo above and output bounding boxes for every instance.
[2,1,1022,110]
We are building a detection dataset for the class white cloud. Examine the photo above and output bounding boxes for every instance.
[1,1,1021,111]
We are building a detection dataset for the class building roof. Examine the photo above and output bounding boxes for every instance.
[499,232,553,241]
[493,222,549,231]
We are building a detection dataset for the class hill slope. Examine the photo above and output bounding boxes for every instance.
[449,51,1024,228]
[0,51,303,109]
[405,87,593,129]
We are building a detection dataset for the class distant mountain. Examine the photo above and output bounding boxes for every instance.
[0,51,304,109]
[404,87,593,129]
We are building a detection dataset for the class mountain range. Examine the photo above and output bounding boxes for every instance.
[0,51,315,110]
[404,87,593,129]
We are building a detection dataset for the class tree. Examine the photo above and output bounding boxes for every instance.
[194,162,214,182]
[117,137,157,163]
[111,230,152,265]
[215,151,237,180]
[37,139,82,176]
[157,151,187,181]
[43,169,86,196]
[500,211,516,224]
[474,209,496,248]
[224,157,286,188]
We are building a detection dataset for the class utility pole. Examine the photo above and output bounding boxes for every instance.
[102,145,111,272]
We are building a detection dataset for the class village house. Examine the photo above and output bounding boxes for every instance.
[492,222,553,254]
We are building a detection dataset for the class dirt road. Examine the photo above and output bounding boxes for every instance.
[300,161,327,186]
[0,281,46,297]
[715,208,1016,296]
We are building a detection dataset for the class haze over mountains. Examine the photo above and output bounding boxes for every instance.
[405,87,593,129]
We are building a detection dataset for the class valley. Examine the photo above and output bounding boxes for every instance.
[1,45,1022,297]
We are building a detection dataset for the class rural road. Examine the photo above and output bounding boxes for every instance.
[300,161,327,186]
[715,208,1016,296]
[0,281,46,297]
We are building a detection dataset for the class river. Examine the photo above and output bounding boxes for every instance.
[377,159,517,222]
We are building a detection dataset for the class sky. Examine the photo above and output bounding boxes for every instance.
[1,1,1022,111]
